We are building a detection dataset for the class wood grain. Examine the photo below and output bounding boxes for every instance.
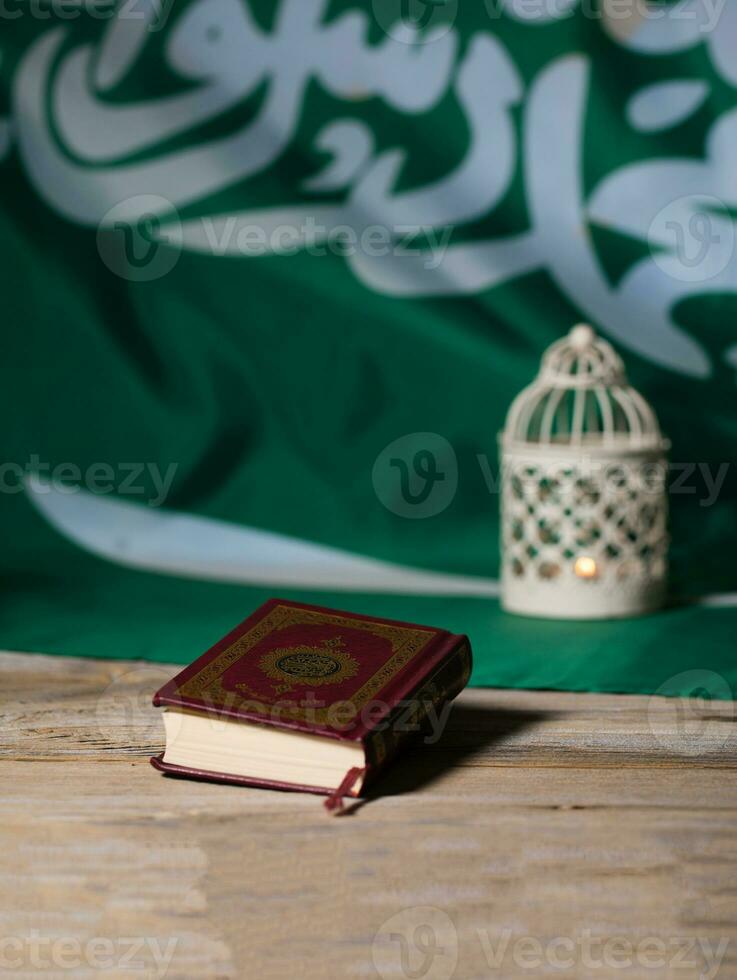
[1,651,735,979]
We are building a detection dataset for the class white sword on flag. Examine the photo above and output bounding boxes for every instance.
[25,475,500,598]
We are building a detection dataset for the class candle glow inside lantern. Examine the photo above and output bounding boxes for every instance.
[500,325,670,620]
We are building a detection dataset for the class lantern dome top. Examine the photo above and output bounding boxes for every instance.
[540,323,626,388]
[503,325,666,452]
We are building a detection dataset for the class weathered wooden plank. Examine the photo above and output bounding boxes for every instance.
[1,651,735,980]
[2,652,735,767]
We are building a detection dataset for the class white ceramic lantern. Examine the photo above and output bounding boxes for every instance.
[500,324,670,620]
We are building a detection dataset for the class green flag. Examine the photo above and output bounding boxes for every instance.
[1,0,735,698]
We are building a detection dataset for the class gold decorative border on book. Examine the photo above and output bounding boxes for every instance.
[176,604,437,723]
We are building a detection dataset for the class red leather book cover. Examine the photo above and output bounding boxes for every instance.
[151,598,472,801]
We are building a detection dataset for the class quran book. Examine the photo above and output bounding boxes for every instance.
[151,599,471,810]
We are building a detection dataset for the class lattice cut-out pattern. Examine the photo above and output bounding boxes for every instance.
[502,456,669,588]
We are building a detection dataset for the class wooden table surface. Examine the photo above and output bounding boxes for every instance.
[2,650,736,980]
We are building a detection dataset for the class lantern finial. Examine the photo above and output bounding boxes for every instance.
[569,323,595,350]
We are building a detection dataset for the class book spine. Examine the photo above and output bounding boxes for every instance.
[362,638,472,782]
